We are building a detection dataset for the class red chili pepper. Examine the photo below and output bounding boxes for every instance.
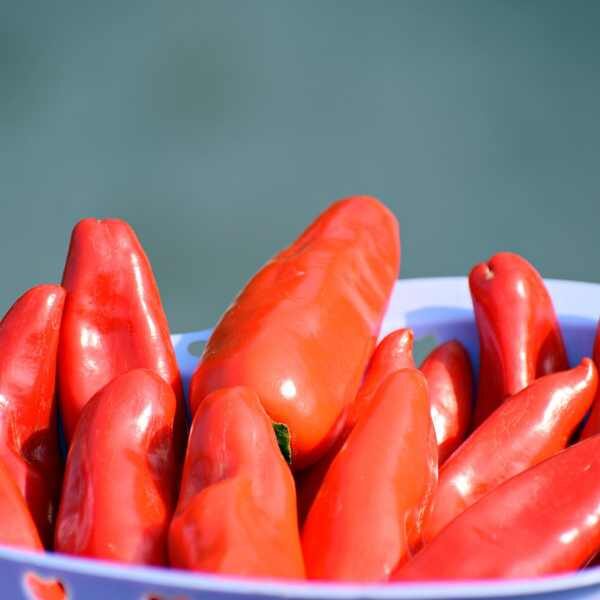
[0,459,43,550]
[470,252,568,425]
[394,435,600,580]
[581,320,600,439]
[0,458,65,598]
[0,284,65,546]
[55,369,180,565]
[296,328,414,525]
[58,219,183,442]
[420,340,472,464]
[169,386,305,579]
[302,369,437,582]
[189,197,400,468]
[423,359,597,543]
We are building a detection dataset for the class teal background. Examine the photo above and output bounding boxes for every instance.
[2,1,599,332]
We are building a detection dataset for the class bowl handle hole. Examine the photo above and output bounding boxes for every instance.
[23,571,67,600]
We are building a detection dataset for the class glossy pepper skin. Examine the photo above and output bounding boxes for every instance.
[0,459,43,550]
[190,196,400,468]
[470,252,568,425]
[169,386,305,579]
[302,369,437,582]
[581,321,600,439]
[296,328,414,524]
[423,359,597,543]
[58,218,183,442]
[0,284,65,546]
[394,435,600,580]
[420,340,472,464]
[55,369,180,565]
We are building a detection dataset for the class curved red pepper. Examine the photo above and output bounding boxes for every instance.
[0,284,65,546]
[190,197,400,468]
[423,358,597,543]
[169,386,305,579]
[346,328,415,432]
[394,435,600,580]
[302,369,437,582]
[55,369,180,565]
[58,219,183,442]
[296,328,414,524]
[581,320,600,439]
[469,252,568,425]
[0,459,43,550]
[420,340,472,464]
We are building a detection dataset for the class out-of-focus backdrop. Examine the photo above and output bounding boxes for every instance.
[2,1,599,331]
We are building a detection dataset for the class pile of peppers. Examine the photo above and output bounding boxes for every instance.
[2,197,600,592]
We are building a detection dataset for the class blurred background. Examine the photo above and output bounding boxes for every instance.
[2,0,599,332]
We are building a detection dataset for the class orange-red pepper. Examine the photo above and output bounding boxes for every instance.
[190,197,400,468]
[58,219,183,442]
[169,386,305,579]
[470,252,568,425]
[302,369,437,581]
[420,340,472,464]
[55,369,180,565]
[0,284,65,546]
[296,328,414,524]
[581,320,600,439]
[394,435,600,580]
[423,359,597,542]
